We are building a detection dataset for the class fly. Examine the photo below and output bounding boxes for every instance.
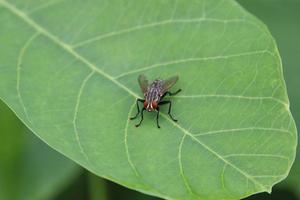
[130,74,181,128]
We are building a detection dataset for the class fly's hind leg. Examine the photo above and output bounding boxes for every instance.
[159,100,178,122]
[130,98,144,120]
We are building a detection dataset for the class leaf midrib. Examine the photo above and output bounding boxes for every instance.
[0,0,273,192]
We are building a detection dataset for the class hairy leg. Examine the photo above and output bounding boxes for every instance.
[161,89,181,99]
[135,107,145,127]
[159,100,178,122]
[156,107,161,128]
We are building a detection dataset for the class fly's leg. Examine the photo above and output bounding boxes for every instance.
[169,89,182,96]
[156,107,161,128]
[130,99,144,120]
[159,100,178,122]
[161,89,182,99]
[135,108,145,127]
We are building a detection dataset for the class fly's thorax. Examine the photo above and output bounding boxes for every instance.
[152,80,164,92]
[143,80,163,111]
[145,85,161,102]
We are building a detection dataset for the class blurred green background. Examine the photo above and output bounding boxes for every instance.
[0,0,299,199]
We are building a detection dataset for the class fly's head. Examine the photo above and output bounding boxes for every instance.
[144,100,158,112]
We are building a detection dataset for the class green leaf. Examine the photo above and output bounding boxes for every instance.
[0,0,297,199]
[0,100,80,200]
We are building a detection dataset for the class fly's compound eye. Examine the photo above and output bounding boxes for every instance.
[144,101,148,108]
[152,101,158,109]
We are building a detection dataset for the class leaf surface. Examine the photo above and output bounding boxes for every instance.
[0,0,297,199]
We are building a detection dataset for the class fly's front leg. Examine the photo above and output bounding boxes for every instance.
[130,98,144,120]
[156,107,161,128]
[161,89,182,99]
[135,108,145,127]
[159,100,178,122]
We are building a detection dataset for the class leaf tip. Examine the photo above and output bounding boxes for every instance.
[266,186,273,194]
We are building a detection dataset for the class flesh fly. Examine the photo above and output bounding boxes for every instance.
[130,74,181,128]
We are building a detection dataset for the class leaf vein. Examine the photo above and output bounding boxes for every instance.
[16,32,40,124]
[72,18,247,48]
[124,101,140,177]
[114,50,272,79]
[195,127,293,137]
[73,71,94,163]
[223,153,289,160]
[175,94,288,107]
[27,0,66,14]
[178,135,194,195]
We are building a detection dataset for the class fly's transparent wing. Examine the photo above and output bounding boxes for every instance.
[162,75,179,93]
[138,74,149,93]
